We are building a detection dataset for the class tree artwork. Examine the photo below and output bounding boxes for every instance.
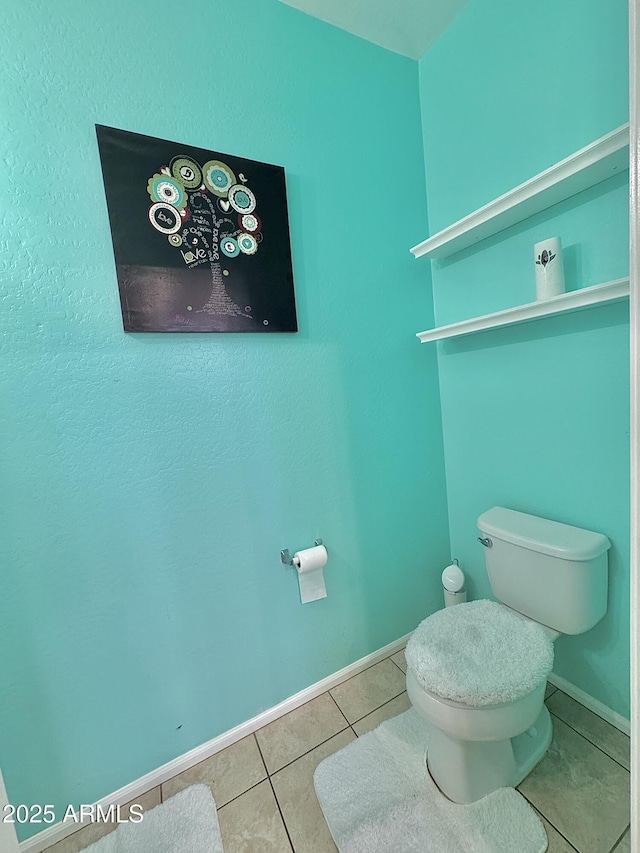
[146,157,261,319]
[96,126,297,332]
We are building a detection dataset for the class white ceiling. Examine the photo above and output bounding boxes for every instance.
[279,0,467,60]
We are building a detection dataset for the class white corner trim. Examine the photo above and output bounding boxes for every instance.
[547,672,631,736]
[629,0,639,850]
[19,633,411,852]
[0,768,21,853]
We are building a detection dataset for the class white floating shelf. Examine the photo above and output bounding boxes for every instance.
[416,278,629,343]
[411,124,629,261]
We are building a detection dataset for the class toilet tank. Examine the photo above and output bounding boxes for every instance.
[477,507,610,635]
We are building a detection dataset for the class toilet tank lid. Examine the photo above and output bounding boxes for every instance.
[477,507,611,561]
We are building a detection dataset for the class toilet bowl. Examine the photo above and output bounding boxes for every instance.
[405,507,610,804]
[407,670,553,804]
[406,598,555,803]
[407,647,554,803]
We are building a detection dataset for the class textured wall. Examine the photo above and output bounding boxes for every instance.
[419,0,630,716]
[0,0,449,836]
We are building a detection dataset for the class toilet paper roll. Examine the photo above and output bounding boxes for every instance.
[294,545,328,604]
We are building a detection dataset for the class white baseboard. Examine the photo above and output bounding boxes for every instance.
[20,640,629,852]
[547,672,631,736]
[19,633,411,852]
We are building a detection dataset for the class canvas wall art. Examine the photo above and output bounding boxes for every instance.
[96,125,297,332]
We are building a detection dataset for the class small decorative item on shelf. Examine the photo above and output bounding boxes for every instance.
[534,236,565,300]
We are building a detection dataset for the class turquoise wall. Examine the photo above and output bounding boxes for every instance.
[0,0,450,837]
[419,0,630,716]
[0,0,632,838]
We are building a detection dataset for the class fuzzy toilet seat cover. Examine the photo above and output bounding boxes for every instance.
[405,599,554,707]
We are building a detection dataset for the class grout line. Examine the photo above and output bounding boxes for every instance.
[253,685,408,780]
[327,689,351,727]
[267,776,295,853]
[528,804,579,852]
[327,654,400,695]
[161,738,270,814]
[349,689,406,726]
[216,778,266,811]
[547,688,628,740]
[609,823,631,852]
[388,649,407,675]
[252,731,269,777]
[548,710,631,773]
[267,727,352,778]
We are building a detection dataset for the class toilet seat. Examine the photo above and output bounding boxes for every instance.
[406,668,547,742]
[405,599,554,707]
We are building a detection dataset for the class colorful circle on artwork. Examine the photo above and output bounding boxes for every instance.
[147,174,187,209]
[171,157,202,189]
[203,160,236,196]
[168,234,182,246]
[148,202,182,234]
[228,184,256,214]
[238,233,258,255]
[239,213,260,233]
[220,236,240,258]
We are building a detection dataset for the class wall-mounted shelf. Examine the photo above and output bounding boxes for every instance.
[410,124,629,261]
[416,278,629,343]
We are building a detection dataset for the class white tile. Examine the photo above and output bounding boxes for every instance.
[545,682,557,701]
[519,717,630,853]
[162,735,266,807]
[538,814,579,853]
[256,693,348,774]
[330,659,406,723]
[352,692,411,737]
[547,691,630,770]
[271,729,355,852]
[217,779,292,852]
[613,828,631,852]
[390,649,407,673]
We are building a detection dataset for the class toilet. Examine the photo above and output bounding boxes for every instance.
[405,506,611,805]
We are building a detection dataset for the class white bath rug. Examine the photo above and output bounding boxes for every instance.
[84,784,223,852]
[314,709,547,853]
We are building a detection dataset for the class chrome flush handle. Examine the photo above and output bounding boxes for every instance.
[477,537,493,548]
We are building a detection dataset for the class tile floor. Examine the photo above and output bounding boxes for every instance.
[44,647,630,853]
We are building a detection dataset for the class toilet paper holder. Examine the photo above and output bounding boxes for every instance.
[281,539,323,566]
